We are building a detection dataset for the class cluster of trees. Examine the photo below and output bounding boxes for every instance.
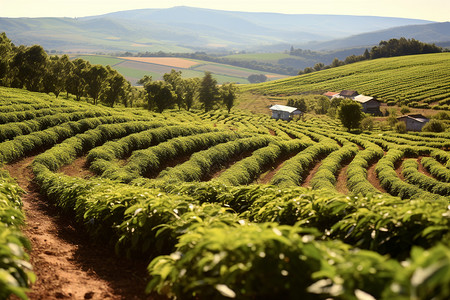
[298,38,442,75]
[140,70,236,113]
[247,74,267,83]
[0,33,133,108]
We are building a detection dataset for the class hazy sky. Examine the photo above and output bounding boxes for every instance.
[1,0,449,22]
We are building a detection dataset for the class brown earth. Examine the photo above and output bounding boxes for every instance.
[301,161,322,188]
[417,156,434,178]
[256,152,298,184]
[335,165,349,194]
[3,156,164,300]
[367,161,387,193]
[58,156,94,179]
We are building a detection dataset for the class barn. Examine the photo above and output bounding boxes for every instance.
[397,114,430,131]
[353,95,381,115]
[269,104,302,120]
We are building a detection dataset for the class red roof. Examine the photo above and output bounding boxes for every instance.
[323,92,339,97]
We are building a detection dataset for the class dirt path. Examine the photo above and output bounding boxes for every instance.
[417,157,434,178]
[58,156,95,179]
[4,156,158,300]
[367,161,387,193]
[301,161,322,188]
[335,165,349,194]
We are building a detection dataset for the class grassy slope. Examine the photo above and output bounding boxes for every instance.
[241,53,450,106]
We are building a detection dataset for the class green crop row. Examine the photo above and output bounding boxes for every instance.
[0,109,111,141]
[0,106,87,124]
[158,135,276,183]
[375,149,443,200]
[216,139,312,185]
[421,156,450,182]
[0,170,35,300]
[86,124,214,170]
[30,163,450,299]
[270,140,340,187]
[402,159,450,196]
[113,131,240,183]
[310,143,359,191]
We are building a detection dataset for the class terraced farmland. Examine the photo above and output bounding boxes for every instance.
[1,86,449,299]
[242,53,450,109]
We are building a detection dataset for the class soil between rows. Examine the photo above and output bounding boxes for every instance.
[4,156,162,300]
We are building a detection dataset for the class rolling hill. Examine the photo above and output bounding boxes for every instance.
[0,6,433,52]
[306,22,450,51]
[241,53,450,109]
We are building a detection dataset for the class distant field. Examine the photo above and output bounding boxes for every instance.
[74,55,288,85]
[242,53,450,109]
[119,57,200,68]
[222,52,296,63]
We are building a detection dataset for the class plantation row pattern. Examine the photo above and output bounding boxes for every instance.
[1,86,449,299]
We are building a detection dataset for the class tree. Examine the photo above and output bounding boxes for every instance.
[144,81,175,113]
[314,96,330,114]
[198,72,219,112]
[0,32,14,85]
[422,119,446,132]
[163,69,184,109]
[100,66,129,108]
[183,78,199,111]
[66,59,90,101]
[220,83,237,113]
[9,45,48,92]
[248,74,267,83]
[337,99,364,131]
[42,55,70,98]
[313,63,324,71]
[85,65,109,105]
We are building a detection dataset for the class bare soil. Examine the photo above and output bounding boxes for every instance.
[301,161,322,188]
[335,165,349,194]
[417,157,434,178]
[3,156,163,300]
[367,161,387,193]
[256,152,298,184]
[58,156,94,179]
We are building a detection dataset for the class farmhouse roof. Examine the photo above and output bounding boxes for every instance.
[353,95,375,103]
[397,114,429,123]
[269,104,300,113]
[323,91,339,97]
[339,90,359,97]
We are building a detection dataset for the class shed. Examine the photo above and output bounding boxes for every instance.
[353,95,381,115]
[269,104,302,121]
[397,114,430,131]
[339,90,359,98]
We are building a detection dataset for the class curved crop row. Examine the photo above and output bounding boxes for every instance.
[216,139,312,185]
[402,159,450,196]
[421,156,450,182]
[270,139,340,187]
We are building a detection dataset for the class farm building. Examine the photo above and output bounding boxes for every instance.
[353,95,381,115]
[397,114,430,131]
[323,91,339,99]
[339,90,359,98]
[269,104,302,120]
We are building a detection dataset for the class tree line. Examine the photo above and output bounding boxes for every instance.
[0,33,236,113]
[0,33,133,108]
[298,38,442,75]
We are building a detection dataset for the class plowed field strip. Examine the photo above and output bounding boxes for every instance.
[302,161,322,188]
[3,157,160,300]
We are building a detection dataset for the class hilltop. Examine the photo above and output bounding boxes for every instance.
[0,6,434,52]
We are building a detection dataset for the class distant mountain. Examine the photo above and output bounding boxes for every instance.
[306,22,450,51]
[0,6,435,52]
